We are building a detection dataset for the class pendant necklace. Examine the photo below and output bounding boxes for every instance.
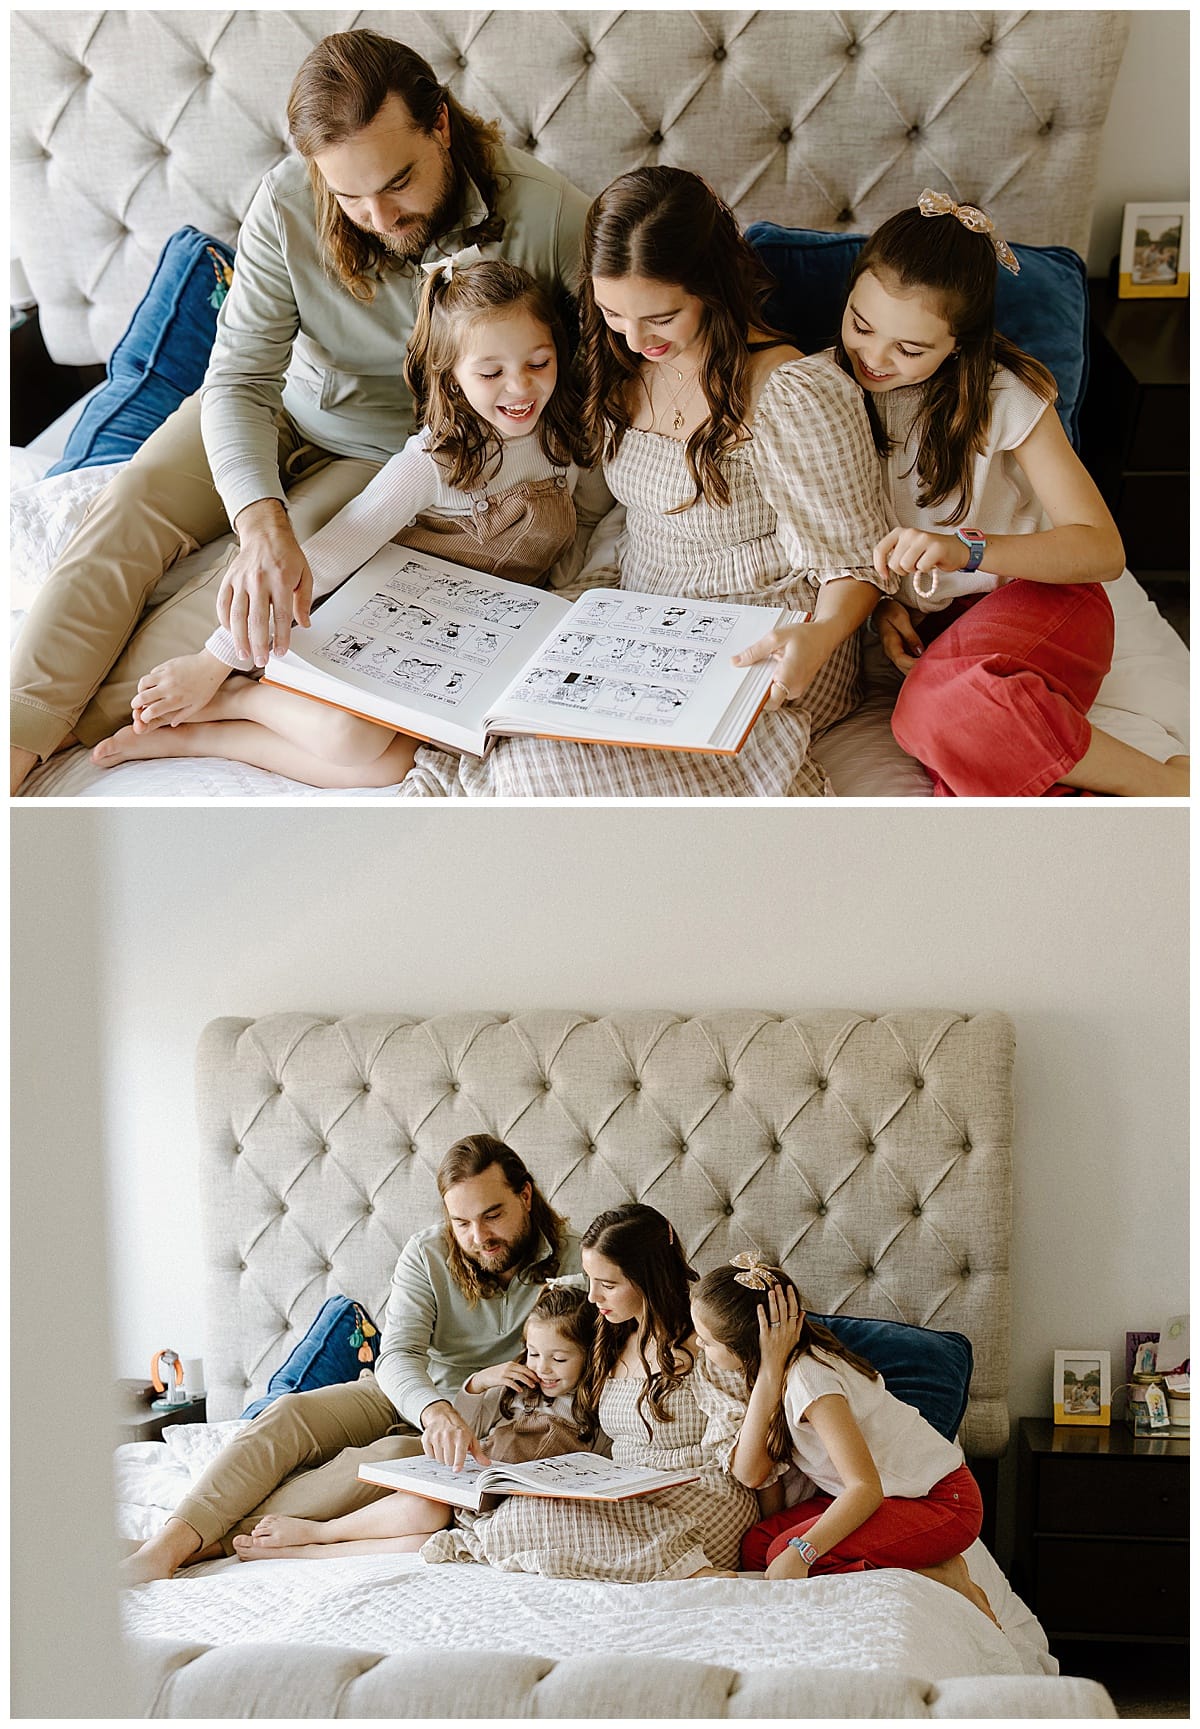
[648,361,700,434]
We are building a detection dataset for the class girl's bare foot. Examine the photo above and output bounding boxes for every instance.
[245,1514,323,1548]
[915,1553,1001,1626]
[93,724,188,768]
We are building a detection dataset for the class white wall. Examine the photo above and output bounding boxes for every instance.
[78,805,1188,1425]
[1089,10,1189,273]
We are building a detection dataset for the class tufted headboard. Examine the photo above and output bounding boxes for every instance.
[196,1009,1014,1455]
[13,11,1130,367]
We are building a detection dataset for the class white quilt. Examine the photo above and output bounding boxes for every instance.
[117,1423,1054,1681]
[14,456,1187,798]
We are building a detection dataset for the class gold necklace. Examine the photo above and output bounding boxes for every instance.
[645,362,702,434]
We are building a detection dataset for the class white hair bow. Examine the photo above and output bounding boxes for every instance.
[420,243,485,285]
[543,1273,588,1292]
[917,189,1020,276]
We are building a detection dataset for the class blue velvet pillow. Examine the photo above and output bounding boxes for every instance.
[746,221,1089,450]
[809,1312,973,1442]
[48,225,235,474]
[241,1295,379,1421]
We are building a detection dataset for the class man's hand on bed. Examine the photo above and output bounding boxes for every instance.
[130,650,232,732]
[874,599,924,676]
[221,500,314,667]
[421,1400,487,1471]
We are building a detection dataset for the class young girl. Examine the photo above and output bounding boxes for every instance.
[691,1258,997,1622]
[233,1279,597,1561]
[91,256,591,788]
[421,1203,758,1579]
[836,194,1188,797]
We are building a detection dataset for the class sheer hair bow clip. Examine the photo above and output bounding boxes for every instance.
[917,189,1020,276]
[543,1273,588,1292]
[420,243,485,285]
[731,1250,778,1291]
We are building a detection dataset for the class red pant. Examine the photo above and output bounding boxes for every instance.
[890,581,1115,797]
[741,1463,983,1574]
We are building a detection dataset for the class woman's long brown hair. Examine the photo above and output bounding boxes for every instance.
[405,259,588,488]
[576,166,788,511]
[693,1263,879,1463]
[834,205,1057,526]
[288,30,506,301]
[577,1204,697,1439]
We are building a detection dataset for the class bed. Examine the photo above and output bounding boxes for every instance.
[116,1009,1115,1716]
[10,9,1188,798]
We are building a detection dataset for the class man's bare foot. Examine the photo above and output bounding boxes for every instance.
[117,1517,203,1585]
[915,1553,1001,1627]
[131,652,233,733]
[11,744,39,794]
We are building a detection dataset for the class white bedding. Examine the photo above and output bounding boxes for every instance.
[14,456,1187,798]
[117,1422,1054,1681]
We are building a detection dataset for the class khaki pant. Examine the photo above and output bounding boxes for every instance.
[11,392,382,757]
[175,1377,424,1554]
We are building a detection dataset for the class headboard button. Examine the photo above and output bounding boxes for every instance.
[632,1080,642,1091]
[962,1139,972,1153]
[724,1078,734,1091]
[779,127,793,144]
[913,1076,925,1089]
[865,1140,875,1154]
[713,45,727,61]
[723,1203,734,1217]
[817,1203,828,1216]
[817,1077,828,1091]
[583,49,595,64]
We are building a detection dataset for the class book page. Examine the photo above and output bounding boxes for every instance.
[274,546,570,736]
[492,591,791,750]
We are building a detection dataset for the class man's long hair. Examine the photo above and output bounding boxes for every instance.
[437,1134,568,1304]
[288,30,506,300]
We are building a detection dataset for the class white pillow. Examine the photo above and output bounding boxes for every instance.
[10,458,127,610]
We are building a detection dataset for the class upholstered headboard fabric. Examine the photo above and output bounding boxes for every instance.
[13,10,1130,365]
[196,1009,1015,1454]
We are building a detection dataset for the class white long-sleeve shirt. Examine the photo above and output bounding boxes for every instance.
[206,429,580,670]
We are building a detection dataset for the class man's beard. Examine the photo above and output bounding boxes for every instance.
[370,152,460,263]
[466,1213,537,1279]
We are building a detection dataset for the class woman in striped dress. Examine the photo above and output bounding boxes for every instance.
[422,1204,758,1580]
[401,166,897,798]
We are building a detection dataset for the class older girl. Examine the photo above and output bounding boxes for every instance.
[837,197,1188,797]
[400,166,897,798]
[692,1259,996,1620]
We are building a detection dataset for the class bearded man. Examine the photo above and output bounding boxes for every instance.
[12,30,588,790]
[121,1135,582,1583]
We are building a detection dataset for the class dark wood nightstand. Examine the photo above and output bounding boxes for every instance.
[115,1378,207,1444]
[1014,1417,1189,1647]
[1080,281,1189,586]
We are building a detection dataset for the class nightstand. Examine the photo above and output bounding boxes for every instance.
[1079,281,1189,586]
[115,1378,207,1443]
[1014,1417,1189,1646]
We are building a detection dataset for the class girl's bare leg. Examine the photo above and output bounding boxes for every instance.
[92,718,417,789]
[1059,728,1189,796]
[238,1497,449,1551]
[235,1534,435,1562]
[913,1553,1000,1626]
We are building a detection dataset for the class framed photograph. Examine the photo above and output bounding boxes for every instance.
[1053,1349,1112,1426]
[1119,202,1189,299]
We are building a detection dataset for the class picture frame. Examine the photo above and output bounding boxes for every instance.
[1053,1349,1112,1426]
[1118,202,1189,299]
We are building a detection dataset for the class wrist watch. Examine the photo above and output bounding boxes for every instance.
[955,527,987,572]
[787,1536,820,1565]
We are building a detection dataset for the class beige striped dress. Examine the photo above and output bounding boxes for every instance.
[420,1357,758,1580]
[399,355,895,798]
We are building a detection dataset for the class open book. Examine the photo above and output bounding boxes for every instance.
[263,544,805,759]
[357,1451,699,1511]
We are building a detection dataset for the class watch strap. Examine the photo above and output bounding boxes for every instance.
[955,527,987,573]
[787,1536,819,1565]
